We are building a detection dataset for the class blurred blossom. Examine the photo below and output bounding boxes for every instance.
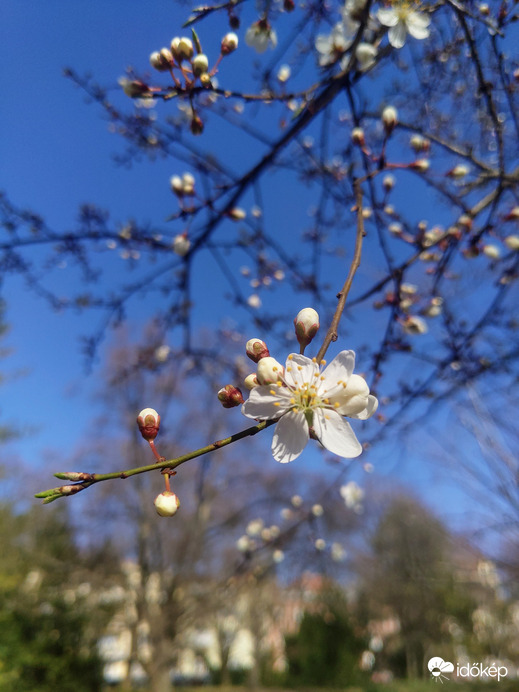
[245,20,278,53]
[331,542,346,561]
[273,549,285,563]
[277,64,291,82]
[291,494,303,507]
[246,518,264,536]
[311,504,324,517]
[315,538,326,550]
[377,4,431,49]
[154,345,170,362]
[340,481,364,509]
[247,294,262,308]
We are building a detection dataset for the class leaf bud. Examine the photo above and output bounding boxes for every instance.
[137,408,161,441]
[154,491,180,517]
[217,384,245,408]
[294,307,320,348]
[245,338,270,363]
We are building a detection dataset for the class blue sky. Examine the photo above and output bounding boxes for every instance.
[1,1,511,541]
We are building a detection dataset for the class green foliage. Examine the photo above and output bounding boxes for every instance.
[0,503,109,692]
[284,588,366,688]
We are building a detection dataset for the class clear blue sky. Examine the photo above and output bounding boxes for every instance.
[0,1,503,536]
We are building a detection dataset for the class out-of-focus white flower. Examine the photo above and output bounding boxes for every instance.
[382,106,398,134]
[291,494,303,508]
[315,21,352,66]
[383,174,396,191]
[402,314,428,335]
[377,3,431,49]
[245,20,277,53]
[273,549,285,563]
[446,164,470,179]
[236,535,252,552]
[246,518,265,536]
[312,504,324,517]
[241,351,378,463]
[340,481,364,509]
[331,542,346,562]
[315,538,326,550]
[277,64,291,82]
[155,345,171,362]
[247,294,262,308]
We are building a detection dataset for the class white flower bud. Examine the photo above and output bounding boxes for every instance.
[311,504,324,517]
[382,106,398,134]
[192,53,209,77]
[352,127,365,146]
[173,233,190,257]
[402,315,428,335]
[246,338,270,363]
[355,43,377,71]
[137,408,160,440]
[294,307,319,348]
[228,207,246,221]
[170,175,184,196]
[244,373,260,390]
[504,235,519,251]
[277,64,291,82]
[383,174,396,191]
[154,491,180,517]
[482,244,500,259]
[176,37,194,61]
[221,32,239,55]
[446,164,470,178]
[273,549,285,563]
[257,357,284,384]
[411,158,430,172]
[150,49,174,71]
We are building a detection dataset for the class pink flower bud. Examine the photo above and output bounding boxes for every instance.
[245,338,270,363]
[154,491,180,517]
[217,385,245,408]
[294,307,320,348]
[257,357,284,385]
[137,408,161,441]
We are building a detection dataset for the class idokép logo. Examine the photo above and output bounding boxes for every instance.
[428,657,454,683]
[428,656,509,683]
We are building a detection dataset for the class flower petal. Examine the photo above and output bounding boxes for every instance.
[407,16,430,40]
[241,385,291,420]
[377,8,399,27]
[321,350,355,387]
[284,353,318,388]
[348,394,379,420]
[271,410,309,463]
[312,409,362,458]
[388,22,407,49]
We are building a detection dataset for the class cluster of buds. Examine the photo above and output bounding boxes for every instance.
[170,172,195,197]
[218,308,320,408]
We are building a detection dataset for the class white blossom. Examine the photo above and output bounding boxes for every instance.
[340,481,364,509]
[245,20,277,53]
[377,4,431,49]
[241,350,378,463]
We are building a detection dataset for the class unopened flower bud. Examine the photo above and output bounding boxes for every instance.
[294,307,320,348]
[257,357,284,385]
[410,134,430,152]
[446,164,470,178]
[182,172,195,195]
[170,175,184,196]
[411,159,430,173]
[352,127,365,147]
[382,106,398,135]
[217,384,245,408]
[192,53,209,77]
[383,174,395,192]
[482,244,500,259]
[401,315,428,335]
[137,408,161,440]
[228,207,246,221]
[119,78,150,98]
[504,206,519,221]
[244,373,260,390]
[154,491,180,517]
[221,32,239,55]
[246,338,270,363]
[177,37,194,61]
[504,234,519,251]
[173,232,190,257]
